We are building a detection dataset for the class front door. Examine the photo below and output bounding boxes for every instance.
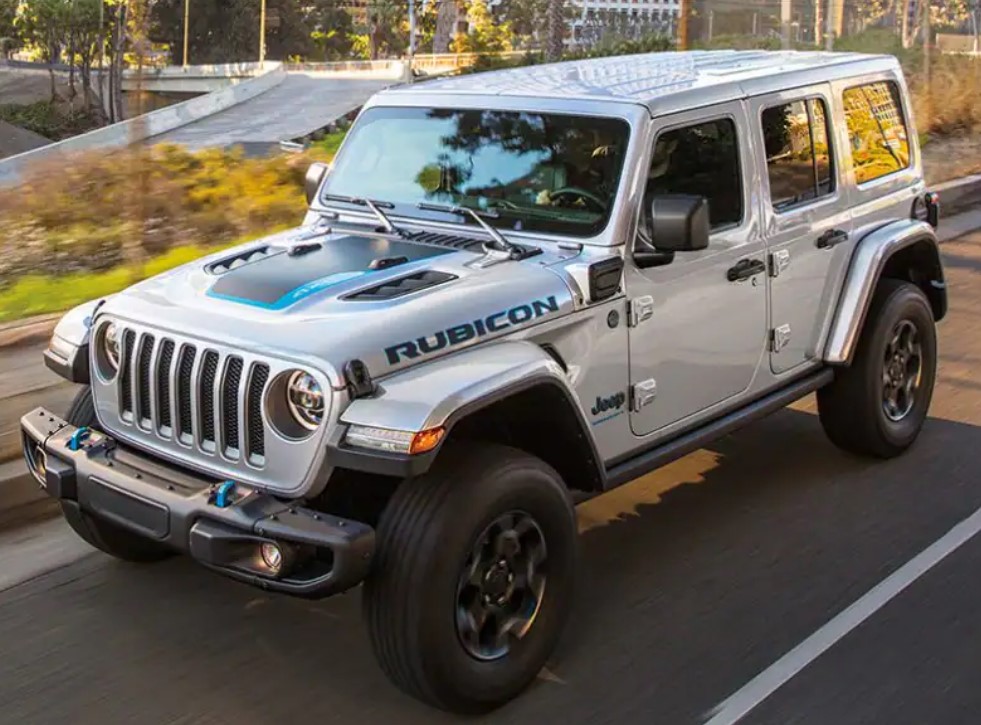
[748,85,853,373]
[626,103,768,438]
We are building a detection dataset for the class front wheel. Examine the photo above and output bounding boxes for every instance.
[363,442,577,713]
[818,279,937,458]
[61,387,172,563]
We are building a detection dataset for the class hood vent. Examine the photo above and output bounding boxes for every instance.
[343,270,457,301]
[207,246,283,275]
[403,229,482,251]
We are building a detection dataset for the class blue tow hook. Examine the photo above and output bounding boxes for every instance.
[67,427,91,451]
[214,481,236,508]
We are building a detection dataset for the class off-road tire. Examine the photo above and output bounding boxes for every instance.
[818,279,937,458]
[61,386,172,563]
[363,442,577,713]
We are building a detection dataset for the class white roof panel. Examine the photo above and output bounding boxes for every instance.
[382,50,900,114]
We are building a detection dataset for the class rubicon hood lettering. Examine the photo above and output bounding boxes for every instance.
[385,296,560,364]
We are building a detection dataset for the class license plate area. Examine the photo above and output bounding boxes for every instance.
[86,477,171,539]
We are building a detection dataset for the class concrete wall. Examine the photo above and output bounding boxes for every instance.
[121,61,279,93]
[285,60,411,81]
[0,63,285,185]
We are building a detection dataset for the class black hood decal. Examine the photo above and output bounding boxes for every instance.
[208,235,453,309]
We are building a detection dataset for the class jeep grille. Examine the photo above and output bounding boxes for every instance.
[91,320,330,494]
[112,331,270,465]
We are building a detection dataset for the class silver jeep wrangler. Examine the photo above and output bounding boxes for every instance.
[22,50,945,712]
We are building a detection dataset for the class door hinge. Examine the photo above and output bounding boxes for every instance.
[770,324,792,352]
[628,295,655,327]
[631,378,657,412]
[769,249,791,278]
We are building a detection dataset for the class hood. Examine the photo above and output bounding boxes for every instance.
[99,224,581,382]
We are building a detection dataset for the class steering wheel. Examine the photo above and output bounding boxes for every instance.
[549,187,608,213]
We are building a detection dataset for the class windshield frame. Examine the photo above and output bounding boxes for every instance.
[315,98,646,247]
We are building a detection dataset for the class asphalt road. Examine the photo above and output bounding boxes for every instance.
[150,74,391,151]
[3,225,981,724]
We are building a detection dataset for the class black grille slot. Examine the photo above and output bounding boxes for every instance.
[206,245,281,275]
[199,351,219,446]
[137,334,154,426]
[344,270,457,301]
[222,357,243,455]
[119,330,136,416]
[404,229,482,250]
[246,363,269,460]
[177,345,197,441]
[156,340,175,431]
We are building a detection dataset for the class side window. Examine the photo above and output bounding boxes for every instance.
[646,118,742,230]
[842,81,911,184]
[761,98,835,211]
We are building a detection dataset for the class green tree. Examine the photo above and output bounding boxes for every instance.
[0,0,20,58]
[495,0,547,46]
[16,0,68,100]
[451,0,513,54]
[66,0,109,117]
[309,0,354,60]
[149,0,314,64]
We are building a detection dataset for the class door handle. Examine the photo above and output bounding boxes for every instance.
[816,228,849,249]
[726,258,766,282]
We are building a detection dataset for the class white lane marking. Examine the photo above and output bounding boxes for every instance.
[705,504,981,725]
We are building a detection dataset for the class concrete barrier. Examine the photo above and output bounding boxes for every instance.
[285,60,411,81]
[0,62,287,186]
[121,61,279,93]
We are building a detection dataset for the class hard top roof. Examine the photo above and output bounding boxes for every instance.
[380,50,900,114]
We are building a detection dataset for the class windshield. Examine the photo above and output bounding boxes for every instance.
[322,107,631,238]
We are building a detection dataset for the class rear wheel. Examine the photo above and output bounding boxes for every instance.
[818,279,937,458]
[363,442,577,713]
[61,386,172,563]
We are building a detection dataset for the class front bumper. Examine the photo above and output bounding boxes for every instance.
[21,407,374,598]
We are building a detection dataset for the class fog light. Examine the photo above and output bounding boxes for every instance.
[260,542,284,573]
[30,444,47,486]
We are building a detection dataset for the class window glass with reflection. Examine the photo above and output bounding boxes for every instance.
[322,107,630,237]
[842,82,910,184]
[762,98,835,211]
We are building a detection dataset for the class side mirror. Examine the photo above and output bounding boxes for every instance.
[634,194,710,269]
[305,162,330,206]
[648,194,710,252]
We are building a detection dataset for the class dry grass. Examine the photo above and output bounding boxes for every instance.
[908,55,981,138]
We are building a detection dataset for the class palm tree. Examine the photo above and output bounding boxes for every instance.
[546,0,564,61]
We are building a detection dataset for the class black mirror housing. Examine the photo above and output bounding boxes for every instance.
[305,162,330,206]
[648,194,710,253]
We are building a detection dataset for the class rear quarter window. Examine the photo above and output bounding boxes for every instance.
[842,81,911,184]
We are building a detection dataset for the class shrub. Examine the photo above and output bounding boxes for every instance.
[0,143,331,291]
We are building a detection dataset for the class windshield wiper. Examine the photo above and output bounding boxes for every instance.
[323,193,400,235]
[417,202,520,257]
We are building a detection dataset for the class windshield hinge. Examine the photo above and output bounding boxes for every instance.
[628,296,655,327]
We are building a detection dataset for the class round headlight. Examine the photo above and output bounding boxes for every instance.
[286,371,324,431]
[103,322,120,372]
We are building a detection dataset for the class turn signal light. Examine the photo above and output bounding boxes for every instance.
[409,427,445,455]
[345,424,445,455]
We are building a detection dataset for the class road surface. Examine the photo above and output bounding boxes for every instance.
[150,74,391,152]
[2,224,981,724]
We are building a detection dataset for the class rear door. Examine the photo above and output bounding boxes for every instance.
[749,85,853,374]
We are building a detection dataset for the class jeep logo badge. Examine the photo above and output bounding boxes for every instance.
[591,392,626,416]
